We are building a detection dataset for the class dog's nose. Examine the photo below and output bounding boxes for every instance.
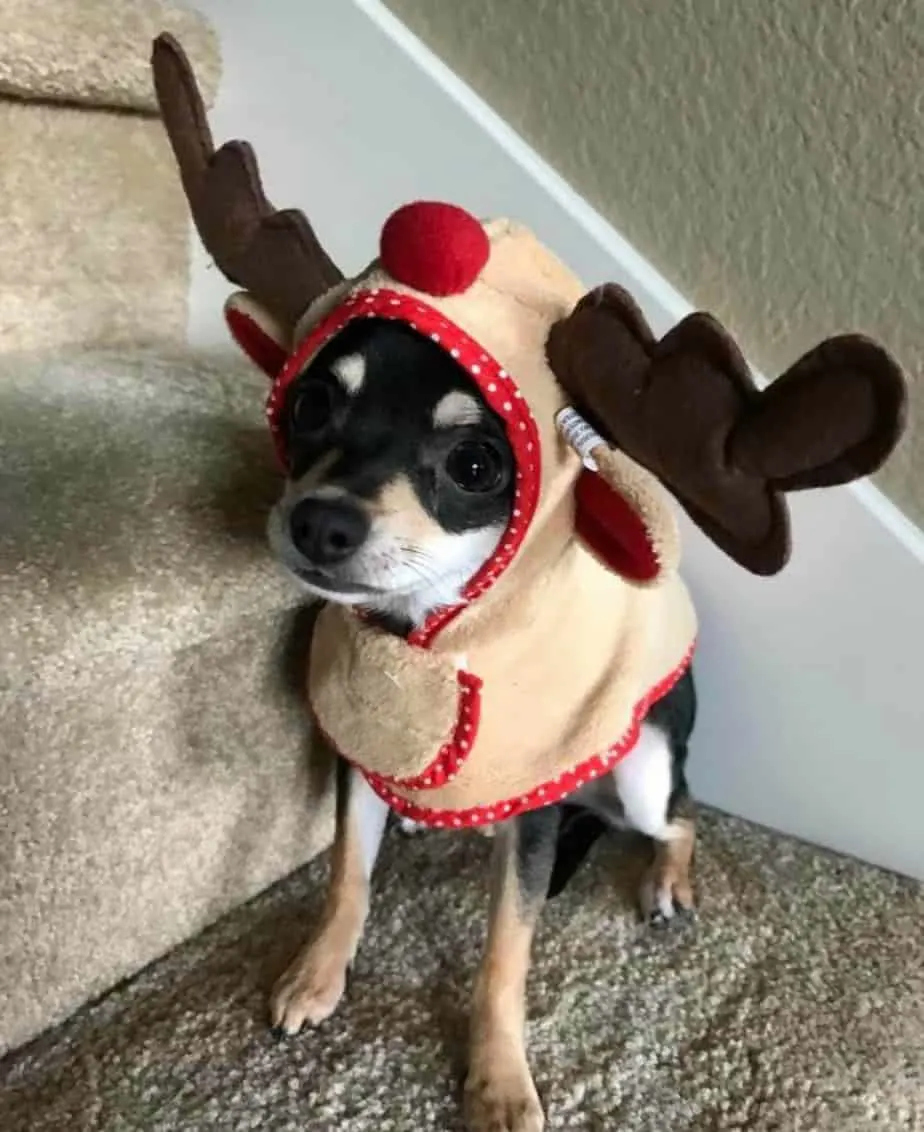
[289,498,369,566]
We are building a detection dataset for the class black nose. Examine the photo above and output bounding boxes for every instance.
[289,498,369,566]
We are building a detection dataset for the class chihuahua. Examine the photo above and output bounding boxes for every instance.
[153,32,905,1132]
[266,316,696,1132]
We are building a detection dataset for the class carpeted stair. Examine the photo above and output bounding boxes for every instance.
[0,0,219,354]
[1,3,922,1128]
[0,347,334,1056]
[1,811,921,1130]
[0,1,333,1059]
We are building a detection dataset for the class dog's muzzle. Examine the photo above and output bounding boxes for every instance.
[287,497,370,567]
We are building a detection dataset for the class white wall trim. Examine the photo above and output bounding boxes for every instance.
[850,479,924,563]
[191,0,924,879]
[353,0,696,328]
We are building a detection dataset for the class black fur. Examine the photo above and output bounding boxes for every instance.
[333,751,353,831]
[514,805,562,905]
[545,667,697,899]
[648,666,697,816]
[546,806,608,899]
[282,318,516,535]
[282,318,698,901]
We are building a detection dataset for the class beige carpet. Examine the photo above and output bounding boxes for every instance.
[0,347,333,1055]
[1,810,920,1131]
[0,0,218,112]
[0,0,219,355]
[0,101,193,354]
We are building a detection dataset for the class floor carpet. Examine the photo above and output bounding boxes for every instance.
[1,810,921,1131]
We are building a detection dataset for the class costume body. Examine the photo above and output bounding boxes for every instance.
[266,220,698,828]
[150,34,908,831]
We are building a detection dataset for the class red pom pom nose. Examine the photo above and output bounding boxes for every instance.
[379,201,489,297]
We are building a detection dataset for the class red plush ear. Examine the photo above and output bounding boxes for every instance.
[558,408,681,585]
[574,470,660,582]
[223,292,290,380]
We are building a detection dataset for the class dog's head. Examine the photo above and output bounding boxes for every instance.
[153,32,909,605]
[267,317,515,627]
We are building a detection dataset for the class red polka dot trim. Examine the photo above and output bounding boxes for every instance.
[360,670,481,792]
[266,288,542,649]
[356,644,696,830]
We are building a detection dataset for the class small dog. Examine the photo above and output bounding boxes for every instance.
[267,316,697,1132]
[152,33,906,1132]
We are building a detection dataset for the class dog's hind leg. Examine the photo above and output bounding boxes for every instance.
[615,669,698,927]
[464,805,560,1132]
[639,795,697,927]
[270,758,389,1035]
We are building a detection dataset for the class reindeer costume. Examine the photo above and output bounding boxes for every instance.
[152,36,907,828]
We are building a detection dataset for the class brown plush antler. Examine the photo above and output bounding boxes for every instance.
[151,33,343,329]
[547,285,908,575]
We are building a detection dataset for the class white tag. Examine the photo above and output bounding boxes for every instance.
[556,407,604,471]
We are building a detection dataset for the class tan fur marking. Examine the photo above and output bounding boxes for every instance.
[465,836,546,1132]
[293,448,341,492]
[269,802,370,1033]
[641,816,696,920]
[331,352,365,394]
[433,390,482,428]
[369,474,444,543]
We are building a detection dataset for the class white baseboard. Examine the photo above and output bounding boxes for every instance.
[189,0,924,880]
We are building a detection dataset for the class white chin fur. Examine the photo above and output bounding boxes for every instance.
[358,524,505,626]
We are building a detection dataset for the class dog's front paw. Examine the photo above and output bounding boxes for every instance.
[269,941,348,1036]
[464,1047,544,1132]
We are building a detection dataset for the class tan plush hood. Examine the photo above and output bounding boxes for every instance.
[154,30,908,578]
[260,203,697,828]
[268,208,685,623]
[153,37,908,825]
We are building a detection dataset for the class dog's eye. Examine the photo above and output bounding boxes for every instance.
[445,441,504,493]
[290,380,335,437]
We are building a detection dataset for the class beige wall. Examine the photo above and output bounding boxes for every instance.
[385,0,923,526]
